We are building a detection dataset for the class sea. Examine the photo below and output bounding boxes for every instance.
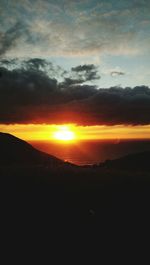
[29,139,150,166]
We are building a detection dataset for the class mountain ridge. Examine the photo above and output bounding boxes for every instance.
[0,132,150,170]
[99,150,150,170]
[0,132,66,166]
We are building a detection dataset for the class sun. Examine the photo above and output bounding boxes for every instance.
[53,125,76,142]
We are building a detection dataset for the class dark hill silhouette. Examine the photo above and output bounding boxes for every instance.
[0,132,150,170]
[0,132,66,166]
[100,151,150,170]
[1,132,150,256]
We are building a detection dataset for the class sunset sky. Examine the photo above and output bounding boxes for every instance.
[0,0,150,141]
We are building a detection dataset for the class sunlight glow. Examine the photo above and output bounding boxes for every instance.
[53,125,76,142]
[1,124,150,141]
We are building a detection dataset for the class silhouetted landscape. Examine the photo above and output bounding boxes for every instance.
[30,138,150,165]
[1,132,150,249]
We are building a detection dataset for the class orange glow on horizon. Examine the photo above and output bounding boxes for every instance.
[53,125,76,142]
[0,123,150,142]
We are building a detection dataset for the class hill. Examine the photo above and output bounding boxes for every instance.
[0,132,66,166]
[100,150,150,170]
[1,132,150,171]
[0,132,150,253]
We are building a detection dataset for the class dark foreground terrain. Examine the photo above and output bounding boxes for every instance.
[1,132,150,261]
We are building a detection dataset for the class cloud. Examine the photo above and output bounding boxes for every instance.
[59,64,100,87]
[62,86,150,125]
[0,59,97,110]
[0,60,150,125]
[111,71,125,77]
[72,64,97,72]
[71,64,100,82]
[0,22,26,56]
[0,0,150,57]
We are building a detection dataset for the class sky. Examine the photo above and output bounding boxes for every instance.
[0,124,150,141]
[0,0,150,87]
[0,0,150,140]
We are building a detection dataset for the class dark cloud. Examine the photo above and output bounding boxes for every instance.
[71,64,100,82]
[60,78,84,87]
[72,64,97,72]
[61,86,150,125]
[0,60,150,125]
[111,71,125,77]
[59,64,100,87]
[0,22,28,56]
[24,58,48,71]
[0,60,98,122]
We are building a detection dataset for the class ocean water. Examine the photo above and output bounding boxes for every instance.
[29,139,150,166]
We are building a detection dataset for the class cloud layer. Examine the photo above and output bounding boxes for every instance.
[0,0,150,57]
[0,59,150,125]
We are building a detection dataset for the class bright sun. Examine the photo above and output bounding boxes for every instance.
[53,126,76,142]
